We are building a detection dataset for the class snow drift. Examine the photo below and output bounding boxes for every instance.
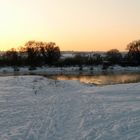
[0,76,140,140]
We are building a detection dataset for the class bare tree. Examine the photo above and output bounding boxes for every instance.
[106,49,122,64]
[126,40,140,64]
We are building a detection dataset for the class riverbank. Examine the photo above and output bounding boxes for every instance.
[0,65,140,76]
[0,76,140,139]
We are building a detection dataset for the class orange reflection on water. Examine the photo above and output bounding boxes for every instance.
[51,73,140,85]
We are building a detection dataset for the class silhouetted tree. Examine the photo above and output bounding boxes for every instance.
[74,54,86,65]
[126,40,140,65]
[23,41,61,66]
[92,53,103,65]
[40,42,61,65]
[4,48,19,66]
[106,49,122,65]
[24,41,41,67]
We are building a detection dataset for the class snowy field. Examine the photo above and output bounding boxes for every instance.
[0,76,140,140]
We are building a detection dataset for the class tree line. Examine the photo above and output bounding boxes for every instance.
[0,41,61,69]
[0,40,140,69]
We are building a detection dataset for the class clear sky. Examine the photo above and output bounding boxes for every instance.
[0,0,140,51]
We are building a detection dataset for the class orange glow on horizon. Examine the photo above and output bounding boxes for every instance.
[0,0,140,52]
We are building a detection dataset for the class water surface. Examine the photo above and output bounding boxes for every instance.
[50,72,140,85]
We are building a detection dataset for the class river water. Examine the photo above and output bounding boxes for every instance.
[49,72,140,85]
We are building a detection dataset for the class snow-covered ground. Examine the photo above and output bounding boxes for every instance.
[0,76,140,140]
[0,65,140,75]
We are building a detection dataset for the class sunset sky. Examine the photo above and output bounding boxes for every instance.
[0,0,140,51]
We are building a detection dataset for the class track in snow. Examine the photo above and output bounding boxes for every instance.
[0,76,140,140]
